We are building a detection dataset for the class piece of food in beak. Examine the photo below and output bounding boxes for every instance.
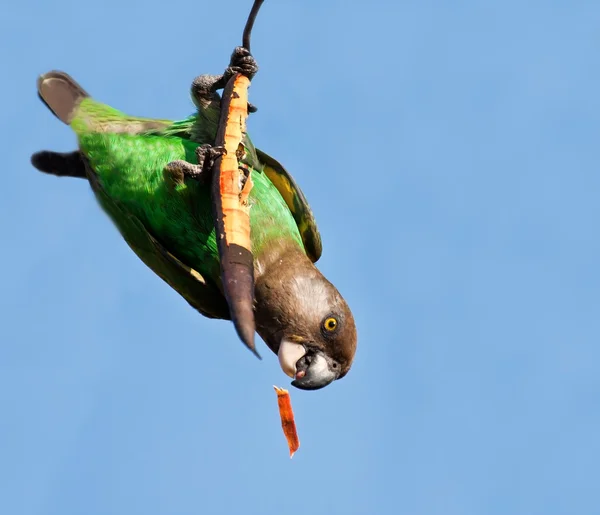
[277,339,306,378]
[274,386,300,458]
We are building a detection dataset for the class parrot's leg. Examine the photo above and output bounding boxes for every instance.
[191,74,223,111]
[163,144,225,186]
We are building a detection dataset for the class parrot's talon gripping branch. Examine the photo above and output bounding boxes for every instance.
[196,144,226,172]
[214,47,259,113]
[225,46,259,82]
[164,145,226,186]
[163,160,205,186]
[190,51,258,114]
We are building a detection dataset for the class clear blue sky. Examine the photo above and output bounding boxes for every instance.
[1,1,599,514]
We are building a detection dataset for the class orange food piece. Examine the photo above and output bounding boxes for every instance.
[274,386,300,458]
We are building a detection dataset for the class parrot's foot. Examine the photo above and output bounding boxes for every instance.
[191,71,257,113]
[211,46,259,113]
[164,144,225,186]
[196,143,226,172]
[225,47,258,113]
[225,46,259,82]
[191,47,258,112]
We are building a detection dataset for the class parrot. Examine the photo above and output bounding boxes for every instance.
[31,60,357,390]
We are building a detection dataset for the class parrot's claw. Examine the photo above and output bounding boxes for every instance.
[163,144,226,186]
[196,143,226,171]
[215,46,259,113]
[225,46,259,81]
[191,47,258,113]
[191,71,257,114]
[163,160,205,186]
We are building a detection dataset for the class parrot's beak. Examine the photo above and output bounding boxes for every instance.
[278,339,306,379]
[278,338,340,391]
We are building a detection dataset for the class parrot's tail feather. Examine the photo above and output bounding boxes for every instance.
[31,150,87,179]
[36,71,89,125]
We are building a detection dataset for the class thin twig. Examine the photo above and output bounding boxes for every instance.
[242,0,265,52]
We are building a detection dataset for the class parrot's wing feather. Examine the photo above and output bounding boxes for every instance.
[84,159,230,320]
[31,150,87,179]
[37,70,174,134]
[254,148,322,262]
[37,71,89,124]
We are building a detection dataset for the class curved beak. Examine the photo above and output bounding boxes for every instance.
[278,339,306,378]
[291,352,339,390]
[277,339,340,391]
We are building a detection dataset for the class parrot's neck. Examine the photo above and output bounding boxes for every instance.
[254,241,322,321]
[254,241,312,283]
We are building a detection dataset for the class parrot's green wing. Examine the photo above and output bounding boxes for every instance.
[254,148,322,263]
[153,122,323,263]
[85,159,230,321]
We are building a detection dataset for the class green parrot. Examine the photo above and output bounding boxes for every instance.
[31,63,357,390]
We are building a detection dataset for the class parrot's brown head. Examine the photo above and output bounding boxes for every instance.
[254,243,357,390]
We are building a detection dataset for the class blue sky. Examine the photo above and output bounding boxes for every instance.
[2,0,599,514]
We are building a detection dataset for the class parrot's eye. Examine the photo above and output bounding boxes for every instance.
[322,316,338,333]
